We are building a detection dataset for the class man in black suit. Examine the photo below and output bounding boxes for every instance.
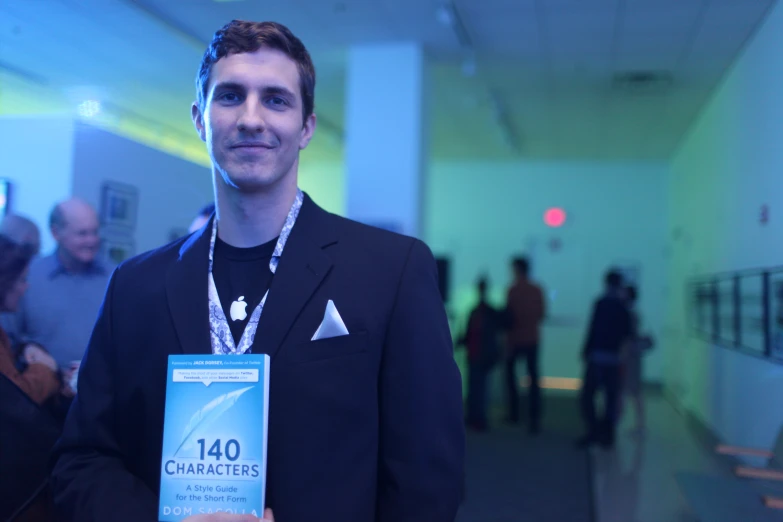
[50,20,465,522]
[576,269,632,449]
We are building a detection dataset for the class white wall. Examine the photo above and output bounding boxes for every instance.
[0,116,76,254]
[667,0,783,448]
[298,158,345,216]
[345,44,427,238]
[426,160,670,382]
[71,123,212,255]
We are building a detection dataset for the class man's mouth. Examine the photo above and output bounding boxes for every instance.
[231,141,274,150]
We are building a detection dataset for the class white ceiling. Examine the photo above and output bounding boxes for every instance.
[0,0,777,161]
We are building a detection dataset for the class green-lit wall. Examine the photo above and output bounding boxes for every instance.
[666,0,783,448]
[426,160,669,383]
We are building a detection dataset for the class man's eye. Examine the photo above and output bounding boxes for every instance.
[267,96,287,107]
[219,92,240,102]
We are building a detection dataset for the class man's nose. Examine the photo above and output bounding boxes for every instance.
[237,97,266,134]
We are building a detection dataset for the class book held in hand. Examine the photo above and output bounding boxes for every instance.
[158,354,270,521]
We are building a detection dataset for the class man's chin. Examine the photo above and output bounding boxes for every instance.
[225,172,284,193]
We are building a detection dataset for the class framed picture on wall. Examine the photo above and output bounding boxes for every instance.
[100,181,139,231]
[101,235,135,265]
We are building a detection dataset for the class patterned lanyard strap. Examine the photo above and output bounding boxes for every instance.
[207,189,304,355]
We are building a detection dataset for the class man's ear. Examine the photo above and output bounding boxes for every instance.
[299,113,317,150]
[191,102,207,142]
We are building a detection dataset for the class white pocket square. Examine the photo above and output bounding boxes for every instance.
[311,300,350,341]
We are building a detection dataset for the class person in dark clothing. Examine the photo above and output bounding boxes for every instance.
[0,234,61,522]
[50,21,464,522]
[460,277,502,432]
[577,269,632,449]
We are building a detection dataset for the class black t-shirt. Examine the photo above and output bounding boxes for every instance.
[212,236,277,347]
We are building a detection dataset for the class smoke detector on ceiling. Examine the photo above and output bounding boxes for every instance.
[612,71,673,95]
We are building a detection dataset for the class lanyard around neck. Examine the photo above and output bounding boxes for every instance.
[207,189,304,355]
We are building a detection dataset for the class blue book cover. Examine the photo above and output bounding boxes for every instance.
[158,354,269,521]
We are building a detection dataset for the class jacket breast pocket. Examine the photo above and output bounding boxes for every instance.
[282,330,369,365]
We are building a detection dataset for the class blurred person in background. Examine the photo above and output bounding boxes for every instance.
[0,214,41,256]
[0,234,59,404]
[0,232,61,522]
[188,202,215,233]
[621,285,653,435]
[577,269,632,449]
[504,256,546,434]
[0,214,42,346]
[460,276,502,431]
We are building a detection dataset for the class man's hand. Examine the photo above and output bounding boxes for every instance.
[23,343,58,372]
[182,508,274,522]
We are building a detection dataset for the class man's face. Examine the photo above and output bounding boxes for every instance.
[192,47,316,194]
[53,206,100,264]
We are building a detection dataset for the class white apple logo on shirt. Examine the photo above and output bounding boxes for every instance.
[230,296,248,322]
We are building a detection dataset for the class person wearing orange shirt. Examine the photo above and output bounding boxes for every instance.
[504,257,546,434]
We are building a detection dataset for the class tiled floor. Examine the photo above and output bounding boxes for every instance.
[591,393,729,522]
[457,394,592,522]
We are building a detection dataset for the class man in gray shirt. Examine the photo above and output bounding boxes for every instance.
[6,199,113,387]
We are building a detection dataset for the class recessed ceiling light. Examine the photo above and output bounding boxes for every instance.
[78,100,101,118]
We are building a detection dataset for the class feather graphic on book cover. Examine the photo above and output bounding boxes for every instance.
[174,385,255,456]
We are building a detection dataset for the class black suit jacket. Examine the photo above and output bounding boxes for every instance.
[582,294,632,357]
[50,194,465,522]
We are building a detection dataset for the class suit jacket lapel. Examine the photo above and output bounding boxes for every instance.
[252,196,336,360]
[165,222,213,355]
